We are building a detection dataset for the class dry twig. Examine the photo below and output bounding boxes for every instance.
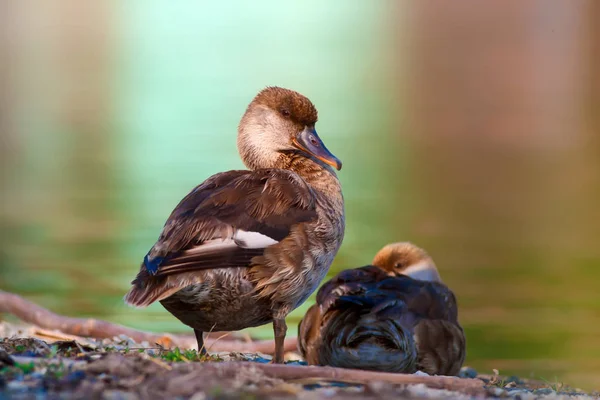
[0,290,296,354]
[196,362,484,391]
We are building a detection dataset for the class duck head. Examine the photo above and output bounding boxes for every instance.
[372,242,442,282]
[237,86,342,171]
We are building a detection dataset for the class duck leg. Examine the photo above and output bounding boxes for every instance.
[271,318,287,363]
[194,329,208,356]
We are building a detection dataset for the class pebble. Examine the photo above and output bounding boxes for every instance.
[286,359,307,366]
[489,387,505,397]
[102,389,139,400]
[533,388,554,395]
[408,383,474,400]
[458,366,478,379]
[511,393,536,400]
[7,380,28,392]
[319,388,338,397]
[506,388,527,394]
[506,375,524,384]
[365,381,387,393]
[65,370,87,384]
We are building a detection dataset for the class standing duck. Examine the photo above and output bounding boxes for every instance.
[298,242,465,375]
[125,87,345,363]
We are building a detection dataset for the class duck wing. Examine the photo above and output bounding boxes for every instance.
[410,283,465,376]
[125,168,317,307]
[379,277,465,375]
[315,265,389,312]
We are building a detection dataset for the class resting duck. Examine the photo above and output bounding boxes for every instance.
[298,242,465,375]
[125,87,345,363]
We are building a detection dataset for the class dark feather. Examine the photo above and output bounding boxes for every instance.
[152,169,315,272]
[126,168,318,305]
[299,264,464,375]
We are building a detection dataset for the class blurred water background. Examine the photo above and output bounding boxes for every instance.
[1,0,599,390]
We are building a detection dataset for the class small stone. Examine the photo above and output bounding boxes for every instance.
[65,370,86,384]
[365,381,387,393]
[0,349,15,366]
[271,382,303,395]
[458,366,478,379]
[102,389,139,400]
[318,388,337,397]
[7,380,27,392]
[189,392,206,400]
[506,375,524,384]
[97,373,109,381]
[507,388,527,393]
[285,359,307,366]
[533,388,554,395]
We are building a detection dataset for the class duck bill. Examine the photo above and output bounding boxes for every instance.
[293,127,342,170]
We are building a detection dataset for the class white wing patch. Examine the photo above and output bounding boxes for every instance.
[233,229,279,248]
[180,229,279,257]
[183,238,238,255]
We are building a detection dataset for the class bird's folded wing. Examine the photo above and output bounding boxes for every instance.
[125,169,317,307]
[316,265,400,314]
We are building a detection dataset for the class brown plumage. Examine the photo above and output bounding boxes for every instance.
[124,87,345,363]
[298,242,465,375]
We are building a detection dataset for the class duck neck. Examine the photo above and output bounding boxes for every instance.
[277,152,341,194]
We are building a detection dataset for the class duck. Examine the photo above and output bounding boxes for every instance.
[298,242,465,375]
[124,87,345,363]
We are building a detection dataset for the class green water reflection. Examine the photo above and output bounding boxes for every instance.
[1,0,599,391]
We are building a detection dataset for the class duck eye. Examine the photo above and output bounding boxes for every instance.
[309,135,318,146]
[280,108,290,117]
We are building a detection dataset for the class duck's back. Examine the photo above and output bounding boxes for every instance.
[298,266,465,375]
[375,274,466,375]
[125,168,320,330]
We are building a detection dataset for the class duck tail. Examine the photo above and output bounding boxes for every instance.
[123,269,181,308]
[320,309,418,373]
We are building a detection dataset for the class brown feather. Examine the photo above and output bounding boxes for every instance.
[124,87,345,364]
[415,319,466,376]
[298,243,465,375]
[250,86,318,127]
[124,168,319,307]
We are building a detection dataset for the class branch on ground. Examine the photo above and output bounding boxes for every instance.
[229,362,485,391]
[0,290,296,355]
[9,354,485,392]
